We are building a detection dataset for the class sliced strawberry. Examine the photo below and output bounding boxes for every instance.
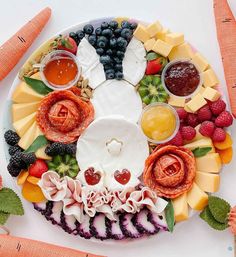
[29,159,48,178]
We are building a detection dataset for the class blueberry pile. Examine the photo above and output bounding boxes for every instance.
[69,20,137,80]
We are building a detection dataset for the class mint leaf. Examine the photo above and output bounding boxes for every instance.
[208,196,231,223]
[0,188,24,216]
[24,76,53,95]
[25,135,48,153]
[0,211,10,225]
[146,52,158,61]
[192,147,212,157]
[200,206,228,231]
[165,201,175,232]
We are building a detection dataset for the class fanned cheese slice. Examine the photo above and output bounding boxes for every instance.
[13,112,36,137]
[76,116,149,177]
[123,37,147,86]
[91,79,142,123]
[18,122,37,150]
[12,101,40,122]
[77,38,106,89]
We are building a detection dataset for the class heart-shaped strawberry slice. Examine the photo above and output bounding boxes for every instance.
[114,169,131,185]
[84,167,101,185]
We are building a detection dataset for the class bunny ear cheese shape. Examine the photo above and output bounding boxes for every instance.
[0,7,51,81]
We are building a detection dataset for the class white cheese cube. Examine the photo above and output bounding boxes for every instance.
[202,87,221,101]
[185,93,207,112]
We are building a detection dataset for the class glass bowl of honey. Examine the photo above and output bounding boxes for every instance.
[40,50,81,90]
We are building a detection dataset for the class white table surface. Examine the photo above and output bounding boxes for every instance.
[0,0,236,256]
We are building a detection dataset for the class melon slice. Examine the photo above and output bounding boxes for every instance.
[18,122,37,150]
[13,112,36,137]
[12,101,40,122]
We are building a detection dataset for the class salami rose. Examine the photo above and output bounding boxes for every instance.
[143,145,196,199]
[36,89,94,143]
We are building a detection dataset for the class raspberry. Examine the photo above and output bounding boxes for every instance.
[215,111,233,127]
[177,108,188,120]
[212,128,226,142]
[181,126,196,141]
[209,99,226,115]
[199,121,215,137]
[197,105,212,122]
[186,113,199,127]
[168,131,183,146]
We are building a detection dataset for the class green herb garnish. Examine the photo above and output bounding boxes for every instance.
[165,201,175,232]
[192,147,212,157]
[24,76,53,95]
[24,135,48,153]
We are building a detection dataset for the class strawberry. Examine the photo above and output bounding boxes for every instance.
[180,126,196,140]
[212,128,226,142]
[186,113,199,127]
[168,131,183,146]
[29,159,48,178]
[215,111,233,127]
[146,59,162,75]
[197,105,212,122]
[199,121,215,137]
[209,99,226,115]
[55,35,78,55]
[177,108,188,120]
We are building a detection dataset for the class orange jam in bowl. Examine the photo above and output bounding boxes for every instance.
[140,103,179,144]
[40,50,80,90]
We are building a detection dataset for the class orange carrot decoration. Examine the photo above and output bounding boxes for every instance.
[214,0,236,118]
[0,7,51,81]
[0,233,105,257]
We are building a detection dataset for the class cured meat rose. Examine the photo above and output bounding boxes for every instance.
[36,89,94,143]
[143,145,196,199]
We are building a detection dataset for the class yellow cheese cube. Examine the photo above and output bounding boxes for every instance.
[168,95,185,107]
[155,28,170,41]
[35,145,52,160]
[184,104,194,113]
[195,171,220,193]
[165,33,184,46]
[184,138,215,152]
[152,39,173,57]
[203,69,219,87]
[196,153,222,173]
[185,94,207,112]
[133,24,150,43]
[198,86,205,94]
[201,87,221,101]
[187,183,208,211]
[172,193,188,222]
[144,38,156,52]
[168,42,194,61]
[13,112,36,137]
[146,21,162,37]
[12,101,40,122]
[191,52,209,72]
[18,122,37,150]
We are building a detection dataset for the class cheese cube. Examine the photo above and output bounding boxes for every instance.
[201,87,221,101]
[185,94,207,112]
[133,24,150,43]
[191,52,209,72]
[152,39,173,57]
[184,138,215,152]
[13,112,36,137]
[146,21,162,37]
[35,145,52,160]
[195,171,220,193]
[203,69,219,87]
[168,42,194,61]
[144,38,156,52]
[187,183,208,211]
[196,153,222,173]
[168,95,185,107]
[184,104,194,113]
[165,33,184,46]
[198,86,205,94]
[18,122,37,150]
[155,28,170,41]
[172,193,188,222]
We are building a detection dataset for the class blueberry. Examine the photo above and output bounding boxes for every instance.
[100,55,112,65]
[106,49,113,55]
[88,35,97,46]
[101,21,109,29]
[83,24,94,35]
[106,71,115,79]
[109,38,117,48]
[121,28,132,40]
[130,22,138,30]
[115,63,123,71]
[96,48,104,55]
[113,57,122,64]
[97,36,108,48]
[95,27,102,35]
[69,32,76,38]
[106,69,115,74]
[104,64,113,70]
[114,28,122,36]
[121,20,131,29]
[102,28,113,37]
[116,50,125,59]
[117,37,128,48]
[76,30,85,39]
[69,32,80,45]
[115,71,123,80]
[109,20,118,29]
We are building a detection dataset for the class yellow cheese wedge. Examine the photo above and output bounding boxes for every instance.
[155,28,170,41]
[168,42,194,61]
[152,39,173,57]
[203,69,219,87]
[35,145,52,160]
[34,125,43,140]
[144,38,156,52]
[168,95,185,107]
[133,24,150,43]
[187,183,208,211]
[146,21,162,37]
[185,94,207,112]
[13,112,36,137]
[12,101,40,122]
[165,33,184,46]
[195,171,220,193]
[18,122,37,150]
[172,193,188,222]
[195,153,222,173]
[201,87,221,101]
[191,52,209,72]
[184,138,215,152]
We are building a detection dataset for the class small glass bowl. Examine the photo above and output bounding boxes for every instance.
[161,58,203,99]
[139,102,180,144]
[39,50,81,90]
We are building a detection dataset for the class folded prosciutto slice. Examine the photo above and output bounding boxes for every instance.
[143,145,196,199]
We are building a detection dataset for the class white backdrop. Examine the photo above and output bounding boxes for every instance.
[0,1,236,257]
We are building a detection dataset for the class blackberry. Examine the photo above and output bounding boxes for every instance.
[65,144,77,156]
[9,152,26,169]
[45,142,66,156]
[4,130,20,146]
[7,163,21,177]
[8,145,23,156]
[22,152,36,165]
